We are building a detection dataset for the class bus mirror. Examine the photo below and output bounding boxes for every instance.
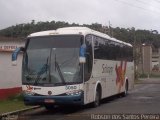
[12,47,24,66]
[79,44,86,63]
[79,57,86,63]
[12,60,17,66]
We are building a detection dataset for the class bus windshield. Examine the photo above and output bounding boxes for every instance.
[22,35,83,86]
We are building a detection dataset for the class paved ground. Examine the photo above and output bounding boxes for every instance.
[7,78,160,120]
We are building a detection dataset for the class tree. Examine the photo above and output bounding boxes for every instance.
[0,20,160,49]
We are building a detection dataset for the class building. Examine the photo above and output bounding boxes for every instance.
[152,48,160,72]
[0,36,25,99]
[137,44,160,75]
[142,45,152,74]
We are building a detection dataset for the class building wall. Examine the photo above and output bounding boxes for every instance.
[142,45,152,74]
[152,51,159,72]
[159,49,160,70]
[0,39,25,99]
[137,45,160,74]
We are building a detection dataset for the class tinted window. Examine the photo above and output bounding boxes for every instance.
[93,35,133,61]
[27,35,82,49]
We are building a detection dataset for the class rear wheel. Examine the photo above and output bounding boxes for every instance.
[122,80,128,97]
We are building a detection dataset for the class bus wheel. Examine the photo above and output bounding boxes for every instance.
[45,105,55,111]
[93,89,101,107]
[122,80,128,97]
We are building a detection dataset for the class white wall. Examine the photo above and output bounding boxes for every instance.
[0,40,25,89]
[0,52,23,88]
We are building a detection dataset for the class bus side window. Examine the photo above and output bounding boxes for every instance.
[85,35,93,81]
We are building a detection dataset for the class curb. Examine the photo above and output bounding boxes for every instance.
[0,106,40,118]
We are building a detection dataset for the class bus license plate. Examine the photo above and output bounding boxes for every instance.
[44,99,55,103]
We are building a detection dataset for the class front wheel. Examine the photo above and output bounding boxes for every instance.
[92,90,101,107]
[45,105,55,111]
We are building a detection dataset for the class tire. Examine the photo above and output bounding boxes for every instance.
[92,89,101,107]
[45,105,55,111]
[122,80,128,97]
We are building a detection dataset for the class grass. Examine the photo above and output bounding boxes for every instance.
[134,79,142,84]
[138,73,160,78]
[0,94,31,114]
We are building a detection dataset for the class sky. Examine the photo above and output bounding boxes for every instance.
[0,0,160,32]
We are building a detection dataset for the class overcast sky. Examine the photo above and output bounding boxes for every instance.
[0,0,160,32]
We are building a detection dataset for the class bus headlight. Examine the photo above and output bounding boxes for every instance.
[66,90,83,96]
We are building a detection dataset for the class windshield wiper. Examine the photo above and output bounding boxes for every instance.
[34,58,49,85]
[55,54,66,84]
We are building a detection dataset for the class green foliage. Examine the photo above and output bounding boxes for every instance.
[138,73,148,78]
[0,93,30,114]
[0,100,30,114]
[138,73,160,78]
[150,73,160,78]
[0,20,160,48]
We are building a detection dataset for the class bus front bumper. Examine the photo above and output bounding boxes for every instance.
[24,94,84,106]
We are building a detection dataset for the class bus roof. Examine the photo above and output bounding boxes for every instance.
[28,27,132,47]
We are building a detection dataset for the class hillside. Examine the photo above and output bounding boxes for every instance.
[0,20,160,48]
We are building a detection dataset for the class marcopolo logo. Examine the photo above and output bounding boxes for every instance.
[65,85,77,90]
[102,64,113,74]
[26,85,33,91]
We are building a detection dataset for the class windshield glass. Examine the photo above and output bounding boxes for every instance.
[22,35,83,86]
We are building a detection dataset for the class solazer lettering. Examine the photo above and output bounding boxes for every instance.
[102,64,113,74]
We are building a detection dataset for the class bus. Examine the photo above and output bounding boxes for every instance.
[12,27,134,109]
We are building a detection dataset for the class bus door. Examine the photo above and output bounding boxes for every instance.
[83,35,94,104]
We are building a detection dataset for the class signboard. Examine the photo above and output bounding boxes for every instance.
[0,45,18,52]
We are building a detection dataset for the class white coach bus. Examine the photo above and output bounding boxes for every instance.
[12,27,134,109]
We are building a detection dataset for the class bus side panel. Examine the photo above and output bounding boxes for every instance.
[92,59,117,98]
[125,62,134,90]
[85,59,134,103]
[83,78,97,104]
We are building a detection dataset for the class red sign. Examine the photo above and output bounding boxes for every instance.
[0,45,17,51]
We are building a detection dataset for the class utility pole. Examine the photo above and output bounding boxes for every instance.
[109,21,113,37]
[133,29,138,80]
